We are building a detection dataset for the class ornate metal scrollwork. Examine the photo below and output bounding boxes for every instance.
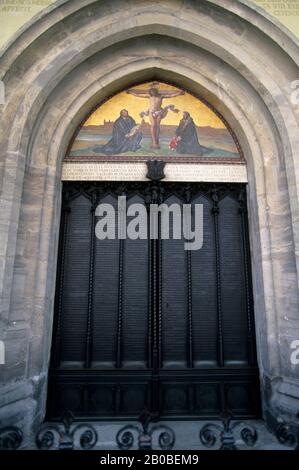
[0,426,23,450]
[199,412,258,450]
[116,408,175,450]
[276,421,299,450]
[36,410,98,450]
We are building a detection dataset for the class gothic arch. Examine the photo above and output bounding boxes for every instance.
[0,0,298,442]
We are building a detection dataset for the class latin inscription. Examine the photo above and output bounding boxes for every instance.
[61,162,248,183]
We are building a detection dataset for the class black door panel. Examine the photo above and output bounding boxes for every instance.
[47,182,261,420]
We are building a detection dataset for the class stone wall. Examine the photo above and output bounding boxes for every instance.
[1,1,298,50]
[0,0,298,447]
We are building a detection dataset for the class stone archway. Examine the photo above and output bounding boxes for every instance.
[0,0,298,443]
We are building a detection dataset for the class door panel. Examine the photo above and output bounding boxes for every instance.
[162,195,188,369]
[219,195,248,365]
[47,181,261,420]
[92,194,119,368]
[60,193,91,365]
[191,195,218,367]
[122,195,149,368]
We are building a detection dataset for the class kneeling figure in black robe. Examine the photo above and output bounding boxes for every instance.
[95,109,142,155]
[175,112,206,155]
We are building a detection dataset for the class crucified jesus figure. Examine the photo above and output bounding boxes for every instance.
[127,84,184,149]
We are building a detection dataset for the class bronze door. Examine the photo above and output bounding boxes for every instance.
[47,181,261,420]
